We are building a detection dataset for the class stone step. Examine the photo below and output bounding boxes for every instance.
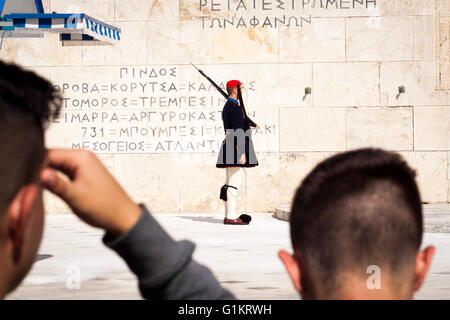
[274,204,450,233]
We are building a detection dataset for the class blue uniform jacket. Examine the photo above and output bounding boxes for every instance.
[216,98,258,168]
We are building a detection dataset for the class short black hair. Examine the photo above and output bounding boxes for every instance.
[290,148,423,298]
[0,61,61,214]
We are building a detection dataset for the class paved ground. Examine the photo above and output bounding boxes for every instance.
[275,204,450,233]
[7,211,450,300]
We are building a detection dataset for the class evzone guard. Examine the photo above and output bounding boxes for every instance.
[192,65,259,225]
[217,80,258,225]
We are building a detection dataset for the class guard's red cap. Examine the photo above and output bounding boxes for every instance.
[226,80,241,89]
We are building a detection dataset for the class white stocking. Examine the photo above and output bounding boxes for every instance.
[224,167,243,219]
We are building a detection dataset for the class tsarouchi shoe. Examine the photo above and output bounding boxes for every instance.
[223,215,251,225]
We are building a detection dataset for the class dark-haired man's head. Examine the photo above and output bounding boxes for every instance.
[279,149,435,300]
[0,61,61,298]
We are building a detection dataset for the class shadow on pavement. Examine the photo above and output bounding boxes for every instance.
[35,254,53,263]
[179,216,223,224]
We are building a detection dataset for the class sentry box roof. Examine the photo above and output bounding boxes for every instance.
[0,0,121,44]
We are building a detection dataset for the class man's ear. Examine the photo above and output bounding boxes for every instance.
[7,185,39,264]
[278,250,302,293]
[413,245,435,292]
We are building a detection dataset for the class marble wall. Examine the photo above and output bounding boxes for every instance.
[1,0,449,213]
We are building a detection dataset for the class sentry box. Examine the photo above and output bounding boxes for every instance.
[0,0,121,45]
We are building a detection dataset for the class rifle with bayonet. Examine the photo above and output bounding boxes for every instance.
[191,63,257,130]
[237,83,257,130]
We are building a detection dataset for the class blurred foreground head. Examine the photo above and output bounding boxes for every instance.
[0,61,61,298]
[279,149,435,300]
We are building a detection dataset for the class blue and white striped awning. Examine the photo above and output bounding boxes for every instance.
[2,13,121,44]
[0,18,13,30]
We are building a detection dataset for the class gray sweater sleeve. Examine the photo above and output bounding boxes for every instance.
[103,205,235,300]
